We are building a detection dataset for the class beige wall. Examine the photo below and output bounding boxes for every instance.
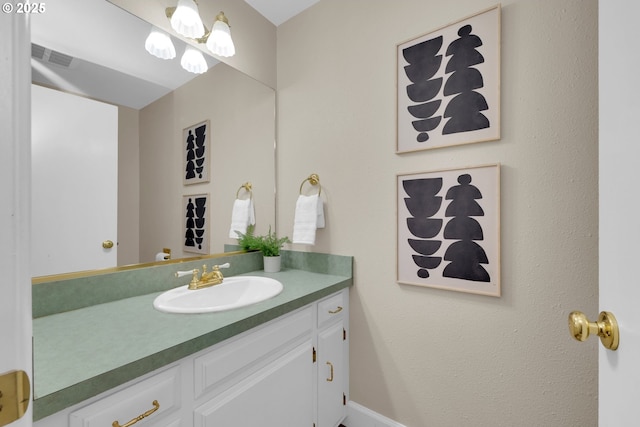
[277,0,598,426]
[117,106,140,266]
[138,63,276,263]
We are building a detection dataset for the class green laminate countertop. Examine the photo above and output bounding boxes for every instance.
[33,268,352,420]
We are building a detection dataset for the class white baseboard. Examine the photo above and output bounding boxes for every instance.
[343,401,407,427]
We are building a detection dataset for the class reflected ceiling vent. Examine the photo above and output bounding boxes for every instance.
[31,43,75,68]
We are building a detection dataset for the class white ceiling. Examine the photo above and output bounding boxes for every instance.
[30,0,318,109]
[244,0,319,26]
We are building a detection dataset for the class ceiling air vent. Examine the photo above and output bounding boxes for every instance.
[48,50,73,67]
[31,43,75,68]
[31,43,46,60]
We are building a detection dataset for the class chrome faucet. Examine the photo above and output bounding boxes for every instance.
[175,262,230,290]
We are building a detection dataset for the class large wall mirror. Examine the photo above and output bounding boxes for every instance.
[30,0,276,278]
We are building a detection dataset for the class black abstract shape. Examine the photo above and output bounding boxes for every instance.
[444,68,484,95]
[442,241,490,282]
[406,78,443,102]
[442,174,490,282]
[406,218,443,239]
[403,178,444,278]
[442,25,490,135]
[443,92,490,134]
[186,217,195,229]
[404,197,442,217]
[184,197,196,247]
[408,100,442,119]
[443,217,483,240]
[185,130,196,179]
[403,177,444,196]
[412,117,442,133]
[408,239,442,255]
[444,174,484,216]
[412,255,442,269]
[402,36,444,143]
[444,25,485,73]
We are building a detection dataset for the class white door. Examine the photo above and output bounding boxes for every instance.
[599,1,640,425]
[0,10,32,427]
[30,84,118,277]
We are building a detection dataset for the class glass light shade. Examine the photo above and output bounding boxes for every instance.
[145,28,176,59]
[170,0,205,39]
[180,47,208,74]
[206,19,236,57]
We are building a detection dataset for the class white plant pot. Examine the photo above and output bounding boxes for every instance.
[263,255,281,273]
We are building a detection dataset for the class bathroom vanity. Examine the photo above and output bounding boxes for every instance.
[32,251,352,427]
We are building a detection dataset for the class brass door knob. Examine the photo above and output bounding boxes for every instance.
[102,240,114,249]
[568,311,619,350]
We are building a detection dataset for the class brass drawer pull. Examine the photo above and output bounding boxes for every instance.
[328,306,343,314]
[326,362,334,382]
[112,400,160,427]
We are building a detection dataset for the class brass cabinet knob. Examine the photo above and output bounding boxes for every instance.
[568,311,619,351]
[102,240,114,249]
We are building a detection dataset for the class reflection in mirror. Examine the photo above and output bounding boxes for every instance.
[30,0,275,278]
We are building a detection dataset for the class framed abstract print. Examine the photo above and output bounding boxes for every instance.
[183,120,210,185]
[397,5,501,153]
[183,193,209,254]
[397,164,500,296]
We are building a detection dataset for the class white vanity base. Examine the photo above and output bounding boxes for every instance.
[35,289,348,427]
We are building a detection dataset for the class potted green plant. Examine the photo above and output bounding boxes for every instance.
[236,225,290,272]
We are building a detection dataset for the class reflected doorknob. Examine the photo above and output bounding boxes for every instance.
[102,240,114,249]
[568,311,619,351]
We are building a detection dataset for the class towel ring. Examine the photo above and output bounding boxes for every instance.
[299,173,321,196]
[236,182,253,199]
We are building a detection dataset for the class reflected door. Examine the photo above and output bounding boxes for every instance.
[31,85,118,277]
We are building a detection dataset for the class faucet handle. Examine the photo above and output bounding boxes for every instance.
[175,269,197,278]
[215,263,230,269]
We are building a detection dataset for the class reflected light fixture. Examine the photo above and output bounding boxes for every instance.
[205,12,236,58]
[181,47,208,74]
[144,27,176,59]
[145,3,236,74]
[169,0,205,39]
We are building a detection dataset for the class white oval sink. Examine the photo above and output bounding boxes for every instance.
[153,276,284,314]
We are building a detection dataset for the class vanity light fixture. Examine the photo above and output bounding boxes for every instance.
[181,47,209,74]
[169,0,205,39]
[144,27,176,60]
[165,3,236,58]
[205,12,236,58]
[145,3,235,73]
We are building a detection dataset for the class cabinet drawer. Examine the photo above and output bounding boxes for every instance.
[317,291,346,327]
[194,306,313,399]
[69,366,181,427]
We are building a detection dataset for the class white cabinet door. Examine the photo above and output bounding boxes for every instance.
[317,321,346,427]
[69,366,182,427]
[194,340,314,427]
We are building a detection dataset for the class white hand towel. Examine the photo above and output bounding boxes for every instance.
[293,194,325,245]
[229,198,255,238]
